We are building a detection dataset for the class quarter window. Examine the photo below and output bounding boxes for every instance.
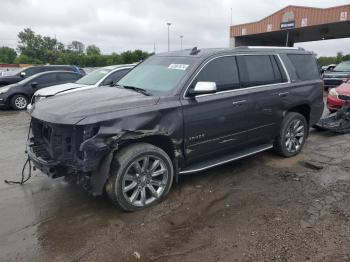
[193,56,240,92]
[288,54,320,80]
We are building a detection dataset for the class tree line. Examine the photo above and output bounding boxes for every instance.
[0,28,152,67]
[316,52,350,66]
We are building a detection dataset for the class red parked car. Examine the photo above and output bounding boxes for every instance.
[327,78,350,112]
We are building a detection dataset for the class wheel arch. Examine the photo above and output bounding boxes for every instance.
[89,134,180,196]
[286,104,311,124]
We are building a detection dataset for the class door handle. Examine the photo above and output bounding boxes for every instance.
[232,100,246,107]
[278,92,289,97]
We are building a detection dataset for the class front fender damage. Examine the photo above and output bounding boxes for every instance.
[84,108,183,196]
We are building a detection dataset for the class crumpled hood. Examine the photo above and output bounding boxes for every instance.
[31,86,160,125]
[34,83,88,97]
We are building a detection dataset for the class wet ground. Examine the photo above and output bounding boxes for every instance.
[1,110,350,262]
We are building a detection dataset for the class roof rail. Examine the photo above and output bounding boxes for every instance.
[244,46,301,50]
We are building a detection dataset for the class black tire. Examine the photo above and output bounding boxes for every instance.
[105,143,174,211]
[274,112,308,157]
[10,94,28,110]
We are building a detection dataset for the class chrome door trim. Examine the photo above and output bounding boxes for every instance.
[182,54,291,99]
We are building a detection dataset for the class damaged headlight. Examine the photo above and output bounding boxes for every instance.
[329,88,338,98]
[34,96,44,104]
[83,125,100,141]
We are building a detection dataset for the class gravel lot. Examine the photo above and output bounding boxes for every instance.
[1,110,350,262]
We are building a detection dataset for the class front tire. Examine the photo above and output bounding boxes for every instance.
[105,143,174,211]
[274,112,308,157]
[10,94,28,110]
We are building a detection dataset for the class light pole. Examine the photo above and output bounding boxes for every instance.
[166,22,171,52]
[180,35,183,50]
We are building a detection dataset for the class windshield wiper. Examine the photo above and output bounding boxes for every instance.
[115,84,151,96]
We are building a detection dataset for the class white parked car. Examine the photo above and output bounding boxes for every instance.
[27,64,135,112]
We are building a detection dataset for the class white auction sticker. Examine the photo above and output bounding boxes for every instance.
[168,64,189,70]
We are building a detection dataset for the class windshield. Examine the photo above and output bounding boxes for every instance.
[118,56,196,94]
[76,68,112,85]
[334,62,350,72]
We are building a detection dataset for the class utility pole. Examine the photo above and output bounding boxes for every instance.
[180,35,183,50]
[285,30,289,47]
[166,22,171,52]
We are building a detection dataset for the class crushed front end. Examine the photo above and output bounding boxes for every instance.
[28,117,109,181]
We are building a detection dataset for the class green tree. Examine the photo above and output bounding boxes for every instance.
[336,52,343,64]
[0,47,17,63]
[14,28,152,66]
[68,41,85,54]
[17,28,63,64]
[86,45,101,56]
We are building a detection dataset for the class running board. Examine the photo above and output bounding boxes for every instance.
[179,144,273,174]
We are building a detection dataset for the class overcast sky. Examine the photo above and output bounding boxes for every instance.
[0,0,349,56]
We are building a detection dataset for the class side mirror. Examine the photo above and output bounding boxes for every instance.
[31,82,38,88]
[20,72,26,78]
[188,82,217,97]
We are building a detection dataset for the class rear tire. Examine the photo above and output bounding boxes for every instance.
[105,143,174,211]
[274,112,308,157]
[10,94,28,110]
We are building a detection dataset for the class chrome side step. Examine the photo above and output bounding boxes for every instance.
[179,144,273,174]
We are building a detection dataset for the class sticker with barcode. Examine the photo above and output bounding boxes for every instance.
[168,64,189,70]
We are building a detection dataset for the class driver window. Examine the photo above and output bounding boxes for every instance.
[192,56,240,92]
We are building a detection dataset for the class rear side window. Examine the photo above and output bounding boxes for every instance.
[194,56,240,92]
[288,54,320,80]
[237,55,285,87]
[58,73,80,82]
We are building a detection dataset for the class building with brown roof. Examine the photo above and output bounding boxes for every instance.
[230,5,350,47]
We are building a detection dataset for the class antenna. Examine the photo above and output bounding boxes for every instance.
[190,47,200,55]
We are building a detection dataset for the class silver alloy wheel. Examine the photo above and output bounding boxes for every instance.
[14,96,27,109]
[122,155,168,207]
[285,119,305,153]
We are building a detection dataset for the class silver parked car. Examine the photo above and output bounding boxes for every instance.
[27,64,135,112]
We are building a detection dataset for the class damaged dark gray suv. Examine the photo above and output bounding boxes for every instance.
[28,47,324,211]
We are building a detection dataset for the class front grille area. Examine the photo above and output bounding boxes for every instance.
[31,118,83,166]
[31,144,51,161]
[338,95,350,101]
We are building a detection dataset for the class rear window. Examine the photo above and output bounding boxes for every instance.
[237,55,286,87]
[288,54,320,80]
